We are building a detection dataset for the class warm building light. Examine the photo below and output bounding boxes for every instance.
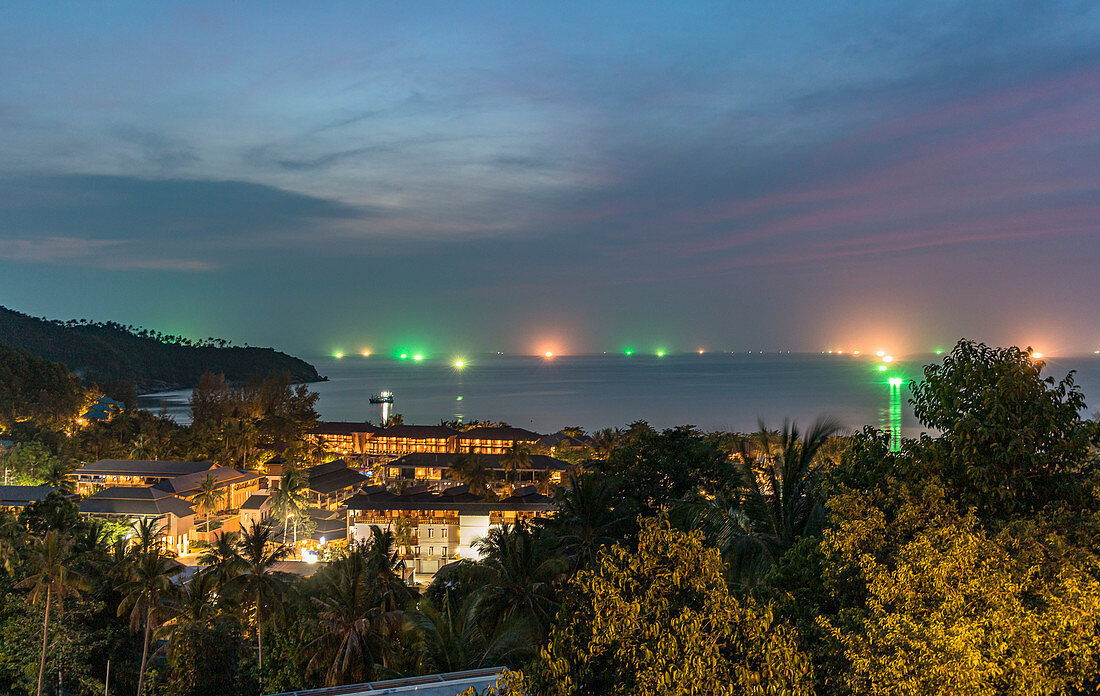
[362,351,371,357]
[1031,352,1044,359]
[544,351,554,358]
[827,350,834,354]
[837,349,845,355]
[882,355,894,363]
[698,349,705,354]
[853,350,861,356]
[453,360,465,368]
[876,350,886,357]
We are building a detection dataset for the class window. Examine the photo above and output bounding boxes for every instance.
[428,528,434,538]
[428,546,434,556]
[442,547,448,556]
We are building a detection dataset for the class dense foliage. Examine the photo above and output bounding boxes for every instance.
[3,338,1100,695]
[0,305,322,392]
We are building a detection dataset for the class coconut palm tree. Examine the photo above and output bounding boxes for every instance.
[224,517,291,680]
[446,453,494,496]
[406,591,535,673]
[307,548,398,685]
[270,461,311,548]
[472,520,564,638]
[160,571,222,658]
[198,531,243,587]
[500,444,532,488]
[18,531,87,696]
[0,510,23,573]
[117,528,182,696]
[193,473,226,537]
[543,472,634,571]
[39,458,76,492]
[361,526,414,612]
[690,417,841,583]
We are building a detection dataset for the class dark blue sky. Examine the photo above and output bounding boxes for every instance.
[2,1,1099,357]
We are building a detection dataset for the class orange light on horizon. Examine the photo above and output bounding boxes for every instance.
[876,350,886,357]
[698,349,705,354]
[544,351,554,358]
[1031,351,1044,359]
[853,350,861,355]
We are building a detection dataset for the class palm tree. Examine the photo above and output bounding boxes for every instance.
[39,458,76,492]
[692,417,841,583]
[224,517,291,680]
[500,444,532,488]
[307,548,397,685]
[198,531,242,587]
[472,521,564,639]
[160,571,222,658]
[130,516,167,557]
[590,427,623,459]
[193,473,226,538]
[406,592,535,673]
[543,472,634,571]
[361,526,414,612]
[447,453,493,496]
[18,531,87,696]
[117,528,182,696]
[270,461,311,548]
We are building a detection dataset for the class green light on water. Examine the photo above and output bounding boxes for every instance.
[877,365,888,372]
[624,349,634,355]
[657,350,665,357]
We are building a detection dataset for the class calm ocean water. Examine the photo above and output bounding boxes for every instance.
[138,353,1100,438]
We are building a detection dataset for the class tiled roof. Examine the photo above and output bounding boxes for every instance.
[152,468,261,496]
[343,484,555,514]
[0,486,60,506]
[240,493,271,511]
[305,459,369,495]
[374,425,459,440]
[306,422,381,436]
[389,452,571,471]
[79,486,195,518]
[456,427,543,441]
[76,460,216,477]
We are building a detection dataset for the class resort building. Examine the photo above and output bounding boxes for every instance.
[239,493,272,530]
[454,426,543,454]
[305,422,380,456]
[302,459,371,509]
[362,424,459,457]
[150,467,264,512]
[0,485,65,513]
[72,459,217,495]
[536,430,594,454]
[343,484,555,584]
[79,486,196,555]
[381,452,572,491]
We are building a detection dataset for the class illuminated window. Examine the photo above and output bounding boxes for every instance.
[442,547,448,556]
[428,547,434,556]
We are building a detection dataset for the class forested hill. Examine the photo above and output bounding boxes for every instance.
[0,306,323,392]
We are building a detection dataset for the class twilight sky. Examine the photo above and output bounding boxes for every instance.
[2,1,1099,357]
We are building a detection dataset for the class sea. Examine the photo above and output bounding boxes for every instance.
[137,352,1100,438]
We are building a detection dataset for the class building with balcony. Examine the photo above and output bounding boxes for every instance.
[305,422,381,456]
[381,452,572,491]
[150,467,264,512]
[303,459,371,509]
[72,459,217,495]
[343,484,555,584]
[79,486,196,555]
[362,424,460,457]
[454,426,543,455]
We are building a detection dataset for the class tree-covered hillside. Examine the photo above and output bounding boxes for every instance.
[0,306,323,392]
